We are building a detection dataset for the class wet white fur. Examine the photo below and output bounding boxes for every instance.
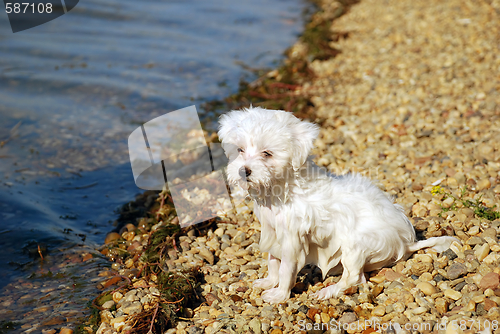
[218,107,458,304]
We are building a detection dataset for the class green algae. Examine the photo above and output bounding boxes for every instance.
[0,321,18,334]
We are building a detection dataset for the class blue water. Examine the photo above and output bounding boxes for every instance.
[0,0,308,327]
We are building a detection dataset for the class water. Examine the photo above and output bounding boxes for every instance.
[0,0,308,329]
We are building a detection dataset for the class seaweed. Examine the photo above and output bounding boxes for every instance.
[0,321,18,334]
[128,269,202,334]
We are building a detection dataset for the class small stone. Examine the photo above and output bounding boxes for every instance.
[435,298,448,314]
[479,273,500,290]
[487,307,500,320]
[320,312,330,323]
[59,328,73,334]
[214,227,224,237]
[444,325,463,334]
[205,293,220,306]
[479,144,494,157]
[412,306,427,315]
[416,282,437,296]
[306,307,320,320]
[393,302,405,313]
[372,305,386,317]
[414,254,433,263]
[187,326,204,334]
[477,303,487,316]
[412,262,433,276]
[297,304,309,315]
[248,318,262,334]
[434,274,445,282]
[358,292,371,303]
[102,300,115,309]
[96,323,113,334]
[120,301,142,315]
[104,232,121,244]
[420,272,433,281]
[454,281,467,291]
[463,300,476,312]
[447,178,458,188]
[413,218,429,231]
[444,289,462,300]
[124,289,138,301]
[482,228,498,240]
[372,284,384,297]
[467,236,485,245]
[477,178,491,190]
[122,231,135,241]
[261,306,277,319]
[447,263,468,280]
[199,247,214,265]
[469,226,480,236]
[338,312,357,324]
[485,298,498,311]
[233,231,246,244]
[232,258,248,265]
[442,197,454,208]
[412,183,423,191]
[269,329,282,334]
[483,252,500,264]
[369,275,385,283]
[475,243,490,261]
[206,238,220,251]
[112,291,123,303]
[110,316,126,331]
[380,268,404,281]
[443,249,458,260]
[149,287,160,296]
[242,306,259,316]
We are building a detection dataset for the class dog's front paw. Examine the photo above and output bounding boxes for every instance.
[312,285,341,300]
[261,288,290,304]
[253,278,278,290]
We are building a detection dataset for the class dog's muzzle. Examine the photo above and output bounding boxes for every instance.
[239,166,251,179]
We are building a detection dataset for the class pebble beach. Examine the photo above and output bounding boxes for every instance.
[91,0,500,333]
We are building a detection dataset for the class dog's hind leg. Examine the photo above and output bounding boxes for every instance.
[313,249,366,300]
[408,236,459,253]
[254,253,280,289]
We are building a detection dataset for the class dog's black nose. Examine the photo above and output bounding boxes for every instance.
[239,166,251,179]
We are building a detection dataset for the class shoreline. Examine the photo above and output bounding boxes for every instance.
[88,0,500,333]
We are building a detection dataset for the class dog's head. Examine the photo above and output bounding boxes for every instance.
[218,107,319,189]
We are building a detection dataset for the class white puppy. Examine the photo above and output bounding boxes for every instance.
[218,107,457,304]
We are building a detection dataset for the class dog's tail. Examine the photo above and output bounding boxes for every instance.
[408,236,459,254]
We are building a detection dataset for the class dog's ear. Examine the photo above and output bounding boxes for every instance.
[278,113,319,171]
[217,113,234,144]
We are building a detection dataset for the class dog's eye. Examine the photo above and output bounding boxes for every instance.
[237,148,244,153]
[263,151,273,157]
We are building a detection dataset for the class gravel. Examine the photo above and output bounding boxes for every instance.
[93,0,500,333]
